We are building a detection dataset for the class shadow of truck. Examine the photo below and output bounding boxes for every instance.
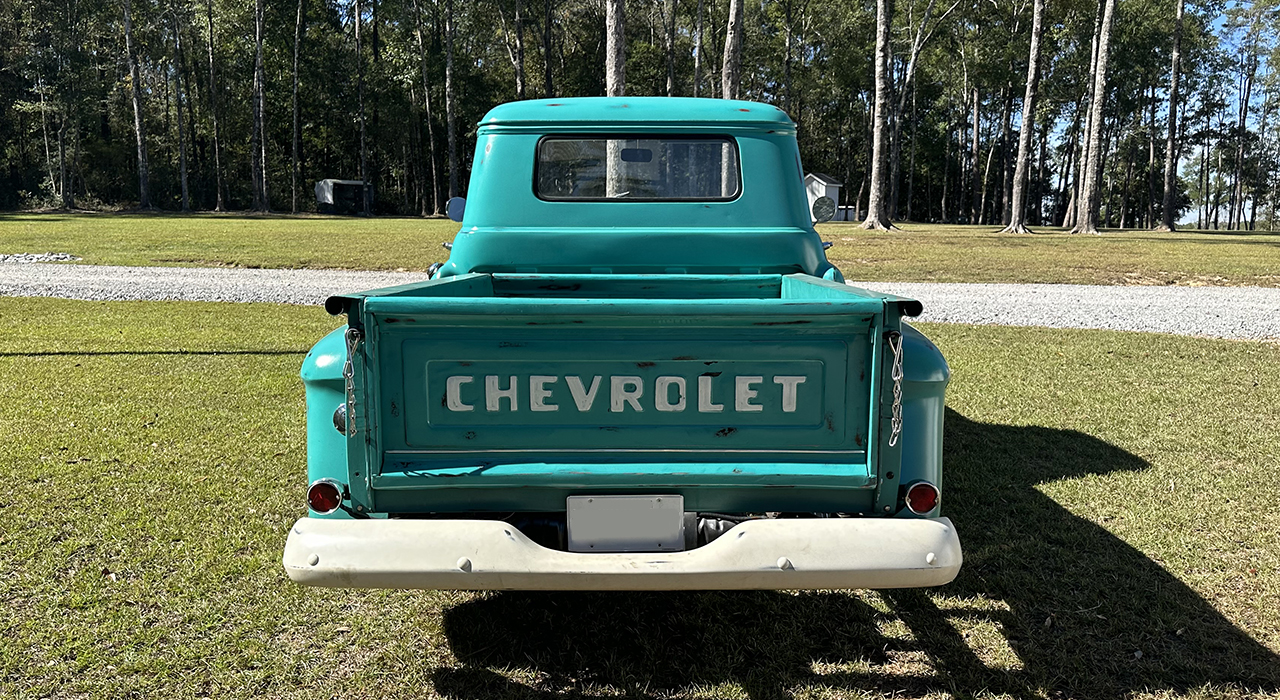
[432,409,1280,699]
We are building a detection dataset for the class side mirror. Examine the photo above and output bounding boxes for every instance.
[447,196,466,222]
[811,196,836,224]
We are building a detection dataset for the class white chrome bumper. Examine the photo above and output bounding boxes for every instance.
[283,516,961,591]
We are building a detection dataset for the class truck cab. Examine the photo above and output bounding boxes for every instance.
[283,97,960,590]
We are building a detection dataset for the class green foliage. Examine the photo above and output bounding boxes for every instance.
[0,0,1277,228]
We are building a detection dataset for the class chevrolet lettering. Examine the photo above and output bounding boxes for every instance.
[283,97,962,591]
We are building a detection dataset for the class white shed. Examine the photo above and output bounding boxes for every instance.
[315,179,372,215]
[804,173,843,222]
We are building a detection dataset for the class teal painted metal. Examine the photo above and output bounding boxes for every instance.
[438,97,836,279]
[298,97,950,524]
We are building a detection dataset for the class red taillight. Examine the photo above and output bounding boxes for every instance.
[904,481,939,514]
[307,480,344,514]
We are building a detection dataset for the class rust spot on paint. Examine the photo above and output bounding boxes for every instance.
[636,361,656,368]
[464,431,476,440]
[826,413,835,431]
[715,427,737,437]
[738,108,751,112]
[855,434,863,446]
[673,356,695,361]
[701,371,722,377]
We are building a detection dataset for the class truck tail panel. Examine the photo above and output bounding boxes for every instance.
[333,274,911,514]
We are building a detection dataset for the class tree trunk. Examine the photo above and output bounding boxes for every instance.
[498,1,527,99]
[1071,0,1117,235]
[412,0,440,214]
[515,1,527,99]
[693,0,703,97]
[905,83,918,220]
[205,0,225,210]
[1158,0,1183,231]
[37,77,55,198]
[998,87,1013,224]
[783,0,792,109]
[171,5,190,211]
[543,0,553,97]
[861,0,893,230]
[354,0,370,214]
[292,0,305,213]
[1001,0,1044,233]
[251,0,269,211]
[606,0,625,96]
[124,0,151,208]
[720,0,742,99]
[1230,43,1257,230]
[1146,84,1156,227]
[665,0,676,96]
[445,0,458,197]
[979,139,995,224]
[1065,0,1104,229]
[1034,114,1048,224]
[58,114,73,208]
[969,88,980,224]
[889,0,938,220]
[940,117,951,222]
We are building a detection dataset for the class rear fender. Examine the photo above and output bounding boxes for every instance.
[897,323,950,517]
[302,327,358,519]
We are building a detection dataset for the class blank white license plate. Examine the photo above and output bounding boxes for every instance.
[567,495,685,553]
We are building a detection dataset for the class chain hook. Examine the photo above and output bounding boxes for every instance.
[885,330,904,448]
[342,327,363,437]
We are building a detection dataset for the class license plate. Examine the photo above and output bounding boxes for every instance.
[567,495,685,553]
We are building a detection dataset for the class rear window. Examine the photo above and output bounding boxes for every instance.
[536,136,741,201]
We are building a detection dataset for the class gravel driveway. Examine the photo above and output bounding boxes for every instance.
[2,262,1277,340]
[852,281,1280,341]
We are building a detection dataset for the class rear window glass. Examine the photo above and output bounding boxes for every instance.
[536,136,741,201]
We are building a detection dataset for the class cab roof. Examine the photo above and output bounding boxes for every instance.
[479,97,795,128]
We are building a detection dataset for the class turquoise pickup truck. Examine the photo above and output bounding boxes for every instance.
[282,97,961,590]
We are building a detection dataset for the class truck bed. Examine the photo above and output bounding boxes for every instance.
[327,273,918,516]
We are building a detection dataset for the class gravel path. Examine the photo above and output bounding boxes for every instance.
[2,262,1277,340]
[0,262,430,305]
[853,281,1280,341]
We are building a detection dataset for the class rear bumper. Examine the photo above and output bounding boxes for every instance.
[282,516,962,591]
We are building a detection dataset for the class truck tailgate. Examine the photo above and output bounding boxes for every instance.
[333,274,914,513]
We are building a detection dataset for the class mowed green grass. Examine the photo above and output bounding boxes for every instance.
[5,212,1280,287]
[821,221,1280,287]
[0,212,458,271]
[1,298,1279,699]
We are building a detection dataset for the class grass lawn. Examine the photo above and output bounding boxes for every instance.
[1,298,1277,699]
[822,221,1280,287]
[5,212,1280,287]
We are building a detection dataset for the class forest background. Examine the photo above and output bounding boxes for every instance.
[2,0,1277,232]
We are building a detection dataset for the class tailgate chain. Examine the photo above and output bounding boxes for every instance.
[343,327,363,437]
[886,330,904,447]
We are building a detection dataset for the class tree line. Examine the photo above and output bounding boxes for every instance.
[2,0,1277,231]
